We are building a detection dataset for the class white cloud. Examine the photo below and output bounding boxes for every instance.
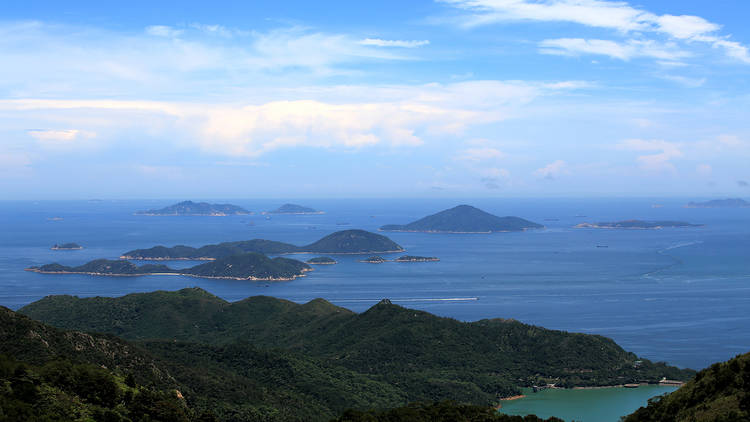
[616,139,683,172]
[534,160,567,179]
[540,38,690,61]
[27,129,97,149]
[441,0,749,64]
[0,80,582,157]
[659,74,706,88]
[145,25,184,38]
[360,38,430,48]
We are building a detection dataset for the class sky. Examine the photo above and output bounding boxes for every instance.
[1,0,749,199]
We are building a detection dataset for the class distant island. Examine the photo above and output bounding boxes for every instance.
[135,200,251,216]
[360,256,387,264]
[121,229,404,260]
[394,255,439,262]
[265,203,324,215]
[307,257,337,265]
[686,198,750,208]
[575,220,702,229]
[379,205,543,233]
[50,243,83,250]
[26,253,311,281]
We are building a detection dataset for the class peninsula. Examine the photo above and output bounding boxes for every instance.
[575,220,702,229]
[26,253,311,281]
[265,203,324,214]
[394,255,440,262]
[686,198,750,208]
[307,257,338,265]
[51,243,83,250]
[121,229,404,260]
[135,200,251,216]
[380,205,543,233]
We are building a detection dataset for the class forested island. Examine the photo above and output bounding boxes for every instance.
[135,200,251,216]
[121,229,404,260]
[575,220,702,229]
[360,256,387,263]
[307,257,338,265]
[686,198,750,208]
[12,287,695,420]
[394,255,440,262]
[380,205,543,233]
[26,253,311,281]
[266,203,324,214]
[51,243,83,250]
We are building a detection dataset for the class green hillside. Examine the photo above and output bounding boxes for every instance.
[624,351,750,422]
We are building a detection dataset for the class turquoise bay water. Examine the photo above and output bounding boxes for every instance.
[500,386,679,422]
[1,198,748,374]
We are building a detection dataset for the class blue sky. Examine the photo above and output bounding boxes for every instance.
[1,0,749,199]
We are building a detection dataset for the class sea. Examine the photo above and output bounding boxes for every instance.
[1,198,748,421]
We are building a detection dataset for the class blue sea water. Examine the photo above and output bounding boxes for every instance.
[1,198,749,372]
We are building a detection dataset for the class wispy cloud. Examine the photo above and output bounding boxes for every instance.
[534,160,567,179]
[440,0,750,64]
[360,38,430,48]
[540,38,690,61]
[616,139,683,172]
[456,147,504,162]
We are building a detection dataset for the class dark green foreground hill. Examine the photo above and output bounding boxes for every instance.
[624,351,750,422]
[21,288,692,398]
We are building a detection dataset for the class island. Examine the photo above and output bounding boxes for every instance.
[306,257,338,265]
[686,198,750,208]
[121,229,404,260]
[265,203,324,214]
[575,220,703,229]
[51,243,83,250]
[135,200,252,216]
[394,255,439,262]
[360,256,387,263]
[379,204,543,233]
[26,253,311,281]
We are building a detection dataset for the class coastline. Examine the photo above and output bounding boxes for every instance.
[24,267,310,282]
[378,228,540,234]
[123,248,406,260]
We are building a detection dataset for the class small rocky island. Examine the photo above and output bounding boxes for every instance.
[306,257,337,265]
[121,229,404,260]
[575,220,702,229]
[380,204,543,233]
[394,255,439,262]
[360,256,387,264]
[51,243,83,250]
[26,253,311,281]
[135,200,252,216]
[686,198,750,208]
[266,203,324,214]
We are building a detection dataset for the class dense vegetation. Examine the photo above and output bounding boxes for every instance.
[0,354,195,422]
[27,253,311,280]
[135,200,251,215]
[686,198,750,208]
[121,229,404,260]
[267,203,323,214]
[360,256,386,263]
[576,220,702,229]
[380,205,543,233]
[624,351,750,422]
[334,401,564,422]
[21,288,694,406]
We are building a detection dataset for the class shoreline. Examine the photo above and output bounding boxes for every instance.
[378,228,540,234]
[123,248,406,261]
[24,267,308,282]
